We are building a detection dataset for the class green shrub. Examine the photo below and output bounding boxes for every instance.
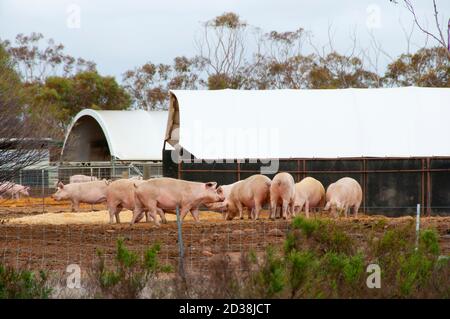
[342,253,364,285]
[292,216,322,237]
[249,246,285,298]
[93,238,172,298]
[285,250,316,298]
[419,229,440,256]
[0,264,52,299]
[396,251,434,297]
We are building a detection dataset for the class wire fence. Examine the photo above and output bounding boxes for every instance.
[1,211,449,279]
[0,217,292,275]
[0,164,449,282]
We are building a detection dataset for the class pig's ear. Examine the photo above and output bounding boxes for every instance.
[216,186,224,195]
[57,181,64,189]
[205,182,217,189]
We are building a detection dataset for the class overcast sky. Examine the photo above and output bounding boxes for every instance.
[1,0,449,81]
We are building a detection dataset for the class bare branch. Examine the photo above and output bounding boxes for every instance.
[401,0,446,48]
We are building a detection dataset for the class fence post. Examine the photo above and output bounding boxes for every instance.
[90,167,95,210]
[176,204,186,279]
[41,169,45,213]
[415,203,421,251]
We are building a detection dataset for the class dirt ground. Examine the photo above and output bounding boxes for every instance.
[0,199,449,274]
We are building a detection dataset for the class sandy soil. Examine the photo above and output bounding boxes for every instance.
[6,209,224,225]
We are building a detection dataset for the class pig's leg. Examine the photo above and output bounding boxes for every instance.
[353,204,360,218]
[305,200,310,219]
[247,208,253,220]
[115,207,121,224]
[180,205,193,221]
[148,208,160,227]
[159,208,168,224]
[281,200,289,220]
[254,202,262,220]
[289,202,295,218]
[151,207,167,223]
[343,204,349,218]
[294,199,304,217]
[72,200,80,212]
[108,205,116,224]
[144,210,149,222]
[131,202,146,225]
[270,199,277,220]
[333,207,339,219]
[190,208,200,223]
[147,207,165,223]
[133,211,145,223]
[236,201,244,220]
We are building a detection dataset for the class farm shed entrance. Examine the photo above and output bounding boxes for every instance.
[61,109,168,162]
[163,87,450,216]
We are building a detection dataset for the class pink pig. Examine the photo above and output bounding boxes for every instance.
[270,172,295,220]
[0,182,30,199]
[324,177,362,218]
[216,175,271,221]
[133,178,224,226]
[52,180,109,211]
[293,177,326,218]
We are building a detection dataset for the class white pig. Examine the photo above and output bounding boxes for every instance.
[213,175,271,221]
[204,181,241,212]
[293,177,325,218]
[0,182,30,199]
[324,177,362,218]
[269,172,295,220]
[132,178,225,226]
[106,179,166,224]
[52,180,108,211]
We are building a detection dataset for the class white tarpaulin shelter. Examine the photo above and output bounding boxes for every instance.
[166,87,450,159]
[62,109,168,161]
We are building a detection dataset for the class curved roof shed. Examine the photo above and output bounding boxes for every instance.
[62,109,168,162]
[166,87,450,159]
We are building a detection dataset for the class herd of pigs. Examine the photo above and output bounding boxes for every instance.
[1,173,362,226]
[43,173,362,226]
